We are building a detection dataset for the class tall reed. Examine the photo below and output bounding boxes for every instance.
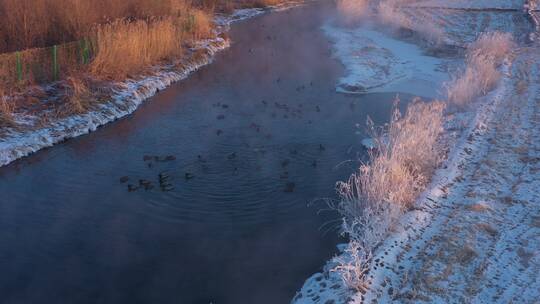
[446,32,514,107]
[334,99,446,290]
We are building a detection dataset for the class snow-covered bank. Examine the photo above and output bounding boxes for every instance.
[0,39,228,167]
[0,3,304,168]
[323,22,449,97]
[359,45,540,304]
[292,47,540,304]
[294,2,540,303]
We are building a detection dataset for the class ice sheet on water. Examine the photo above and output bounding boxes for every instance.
[322,22,449,98]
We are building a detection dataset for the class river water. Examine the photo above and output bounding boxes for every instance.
[0,2,426,303]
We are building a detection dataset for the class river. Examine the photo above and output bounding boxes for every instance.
[0,2,428,303]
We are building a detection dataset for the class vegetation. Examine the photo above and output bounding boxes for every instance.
[334,99,446,291]
[0,90,15,128]
[446,32,515,107]
[377,0,444,42]
[333,30,515,292]
[0,0,291,127]
[90,14,211,79]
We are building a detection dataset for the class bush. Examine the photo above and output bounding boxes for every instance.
[334,99,446,290]
[377,0,444,42]
[90,18,184,79]
[446,32,514,107]
[0,90,15,128]
[337,0,369,23]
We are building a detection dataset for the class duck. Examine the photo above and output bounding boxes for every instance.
[284,182,296,193]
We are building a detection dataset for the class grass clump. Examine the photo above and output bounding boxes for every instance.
[0,90,16,129]
[377,0,444,43]
[446,32,515,108]
[90,18,184,79]
[334,99,446,291]
[58,76,94,116]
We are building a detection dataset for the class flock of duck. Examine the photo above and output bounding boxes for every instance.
[119,82,335,195]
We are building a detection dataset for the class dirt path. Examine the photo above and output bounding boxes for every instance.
[362,46,540,303]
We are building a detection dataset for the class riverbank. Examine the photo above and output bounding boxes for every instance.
[293,1,539,303]
[0,1,304,167]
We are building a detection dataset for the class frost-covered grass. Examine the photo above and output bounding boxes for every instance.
[446,32,515,108]
[377,0,445,43]
[333,31,513,294]
[337,0,369,22]
[333,99,446,291]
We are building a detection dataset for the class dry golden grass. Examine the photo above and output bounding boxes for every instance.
[90,18,184,79]
[0,90,16,128]
[0,0,195,53]
[59,76,93,116]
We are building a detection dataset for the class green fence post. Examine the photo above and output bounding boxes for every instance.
[52,45,58,81]
[16,51,23,83]
[80,39,89,65]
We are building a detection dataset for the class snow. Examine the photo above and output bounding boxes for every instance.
[322,22,449,97]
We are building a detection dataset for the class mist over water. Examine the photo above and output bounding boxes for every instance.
[0,2,428,303]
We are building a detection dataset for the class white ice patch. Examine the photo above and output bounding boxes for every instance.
[323,23,449,97]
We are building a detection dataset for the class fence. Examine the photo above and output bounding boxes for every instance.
[0,39,94,90]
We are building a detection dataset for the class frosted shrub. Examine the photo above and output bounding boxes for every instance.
[334,99,446,290]
[337,0,370,23]
[0,92,15,128]
[377,0,444,42]
[446,32,514,107]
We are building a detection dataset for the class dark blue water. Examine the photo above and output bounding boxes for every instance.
[0,3,413,303]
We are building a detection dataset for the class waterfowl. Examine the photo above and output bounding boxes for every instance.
[284,182,296,193]
[119,176,129,183]
[143,155,153,161]
[185,173,195,180]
